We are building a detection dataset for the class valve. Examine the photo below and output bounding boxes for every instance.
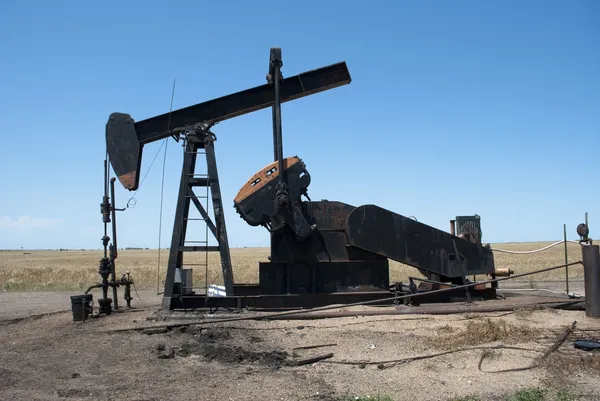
[101,195,111,223]
[98,257,112,280]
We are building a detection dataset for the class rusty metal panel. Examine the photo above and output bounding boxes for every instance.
[303,201,355,231]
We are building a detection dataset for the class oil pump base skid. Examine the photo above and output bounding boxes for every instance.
[259,261,390,295]
[164,283,498,311]
[167,291,394,310]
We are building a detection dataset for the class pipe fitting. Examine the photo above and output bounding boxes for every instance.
[494,268,514,277]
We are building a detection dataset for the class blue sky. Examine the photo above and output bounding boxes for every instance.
[0,0,598,250]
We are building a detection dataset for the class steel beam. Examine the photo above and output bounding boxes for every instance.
[205,137,234,295]
[136,62,351,145]
[107,61,351,191]
[345,205,496,280]
[162,140,197,309]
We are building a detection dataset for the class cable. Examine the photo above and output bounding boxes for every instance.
[322,345,540,368]
[111,260,583,333]
[321,322,576,371]
[156,78,177,295]
[477,320,576,373]
[498,288,568,296]
[156,137,169,294]
[125,139,168,208]
[491,240,582,254]
[132,281,144,306]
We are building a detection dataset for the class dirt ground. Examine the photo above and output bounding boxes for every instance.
[0,279,586,321]
[1,289,600,401]
[0,290,162,321]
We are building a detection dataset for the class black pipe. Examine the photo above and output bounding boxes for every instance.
[271,107,277,162]
[101,160,110,304]
[85,283,103,295]
[582,244,600,318]
[564,224,569,294]
[110,177,119,310]
[253,301,585,320]
[110,178,118,260]
[85,282,119,295]
[102,159,109,260]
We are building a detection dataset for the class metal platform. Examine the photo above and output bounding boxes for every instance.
[164,281,500,311]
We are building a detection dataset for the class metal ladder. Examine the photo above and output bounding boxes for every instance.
[181,149,211,295]
[161,130,234,310]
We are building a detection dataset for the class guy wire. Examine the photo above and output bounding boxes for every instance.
[125,140,168,208]
[156,78,177,295]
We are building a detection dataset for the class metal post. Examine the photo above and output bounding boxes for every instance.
[582,244,600,318]
[103,159,109,283]
[110,178,119,310]
[270,48,284,181]
[564,224,569,294]
[100,159,111,307]
[162,139,196,310]
[205,136,235,296]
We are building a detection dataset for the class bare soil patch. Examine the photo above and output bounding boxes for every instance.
[1,295,600,401]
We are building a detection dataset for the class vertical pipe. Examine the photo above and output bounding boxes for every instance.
[582,244,600,318]
[564,224,569,294]
[272,106,278,162]
[110,178,118,257]
[585,212,589,228]
[103,160,109,260]
[110,177,119,310]
[102,159,109,303]
[450,220,456,236]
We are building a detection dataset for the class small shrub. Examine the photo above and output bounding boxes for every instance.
[555,389,578,401]
[505,387,546,401]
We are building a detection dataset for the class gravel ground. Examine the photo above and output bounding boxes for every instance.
[0,289,162,322]
[1,288,599,401]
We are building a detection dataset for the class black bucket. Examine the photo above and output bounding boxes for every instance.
[70,294,93,322]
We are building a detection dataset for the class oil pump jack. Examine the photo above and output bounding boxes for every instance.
[105,48,502,312]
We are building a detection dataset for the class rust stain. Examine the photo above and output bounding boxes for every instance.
[118,171,137,190]
[234,157,300,203]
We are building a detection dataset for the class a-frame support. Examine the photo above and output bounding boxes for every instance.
[161,124,234,310]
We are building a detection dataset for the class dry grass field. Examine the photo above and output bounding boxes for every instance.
[0,241,585,292]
